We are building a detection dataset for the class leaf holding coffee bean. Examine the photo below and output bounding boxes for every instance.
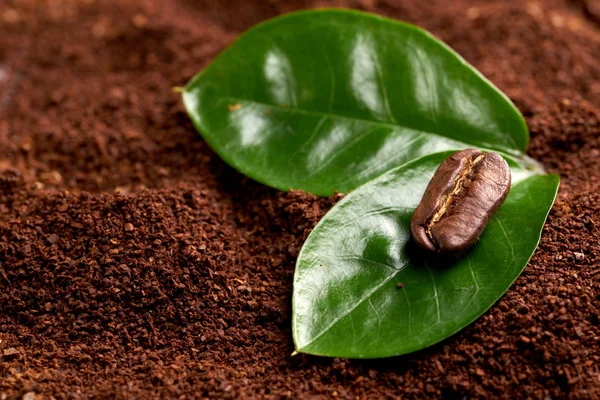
[292,152,559,358]
[181,8,559,359]
[183,9,530,196]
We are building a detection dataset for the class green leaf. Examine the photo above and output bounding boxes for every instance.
[292,152,559,358]
[183,9,529,196]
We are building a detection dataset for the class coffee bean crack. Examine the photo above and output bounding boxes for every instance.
[424,153,485,250]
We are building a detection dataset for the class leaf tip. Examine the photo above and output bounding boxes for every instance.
[172,86,184,93]
[291,350,299,357]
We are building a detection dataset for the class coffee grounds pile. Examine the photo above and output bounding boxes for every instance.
[1,0,599,398]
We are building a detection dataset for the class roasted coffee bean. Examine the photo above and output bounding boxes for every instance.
[411,149,511,256]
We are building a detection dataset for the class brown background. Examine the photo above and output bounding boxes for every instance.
[0,0,599,398]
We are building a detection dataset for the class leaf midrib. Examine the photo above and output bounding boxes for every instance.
[295,268,400,351]
[214,95,515,155]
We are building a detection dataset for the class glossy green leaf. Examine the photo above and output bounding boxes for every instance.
[292,152,559,358]
[183,9,529,196]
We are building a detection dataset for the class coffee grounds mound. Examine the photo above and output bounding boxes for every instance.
[1,0,599,398]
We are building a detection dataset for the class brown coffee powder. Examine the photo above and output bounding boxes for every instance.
[0,0,599,398]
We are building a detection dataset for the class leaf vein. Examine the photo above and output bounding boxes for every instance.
[495,217,515,260]
[303,126,381,180]
[336,255,400,272]
[425,262,441,323]
[323,47,336,113]
[298,270,399,350]
[288,116,327,161]
[215,95,483,151]
[334,133,425,186]
[368,298,382,345]
[371,46,397,124]
[402,287,412,335]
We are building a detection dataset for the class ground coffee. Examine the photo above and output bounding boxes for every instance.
[0,0,599,398]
